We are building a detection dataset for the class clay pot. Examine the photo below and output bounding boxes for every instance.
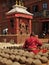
[0,58,7,64]
[32,59,42,65]
[12,62,21,65]
[5,59,13,65]
[19,56,26,64]
[9,55,15,61]
[0,57,3,65]
[26,58,34,65]
[4,54,9,59]
[42,53,48,58]
[26,58,42,65]
[34,54,41,59]
[15,55,21,62]
[39,56,48,63]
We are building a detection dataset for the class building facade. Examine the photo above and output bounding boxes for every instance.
[0,0,16,34]
[24,0,49,38]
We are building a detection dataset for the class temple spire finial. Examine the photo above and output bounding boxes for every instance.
[16,0,24,6]
[21,2,24,6]
[16,0,18,5]
[21,0,24,6]
[19,0,22,6]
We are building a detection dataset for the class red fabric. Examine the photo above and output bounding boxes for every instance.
[23,36,42,54]
[40,49,47,53]
[31,49,40,54]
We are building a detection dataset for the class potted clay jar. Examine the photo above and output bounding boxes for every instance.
[39,56,48,63]
[12,62,21,65]
[19,56,26,64]
[5,59,13,65]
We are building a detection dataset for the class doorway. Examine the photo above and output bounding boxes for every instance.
[42,22,49,34]
[42,22,49,38]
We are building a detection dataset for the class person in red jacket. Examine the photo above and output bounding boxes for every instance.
[23,32,42,54]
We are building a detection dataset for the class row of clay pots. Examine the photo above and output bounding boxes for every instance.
[0,48,49,65]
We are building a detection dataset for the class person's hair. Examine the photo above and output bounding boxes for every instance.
[30,32,35,37]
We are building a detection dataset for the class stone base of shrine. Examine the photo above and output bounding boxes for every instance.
[0,34,48,44]
[0,34,30,44]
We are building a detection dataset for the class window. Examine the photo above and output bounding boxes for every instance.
[10,18,14,28]
[42,22,49,33]
[33,5,38,12]
[43,3,47,10]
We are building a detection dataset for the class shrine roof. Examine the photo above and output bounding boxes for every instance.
[7,5,33,16]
